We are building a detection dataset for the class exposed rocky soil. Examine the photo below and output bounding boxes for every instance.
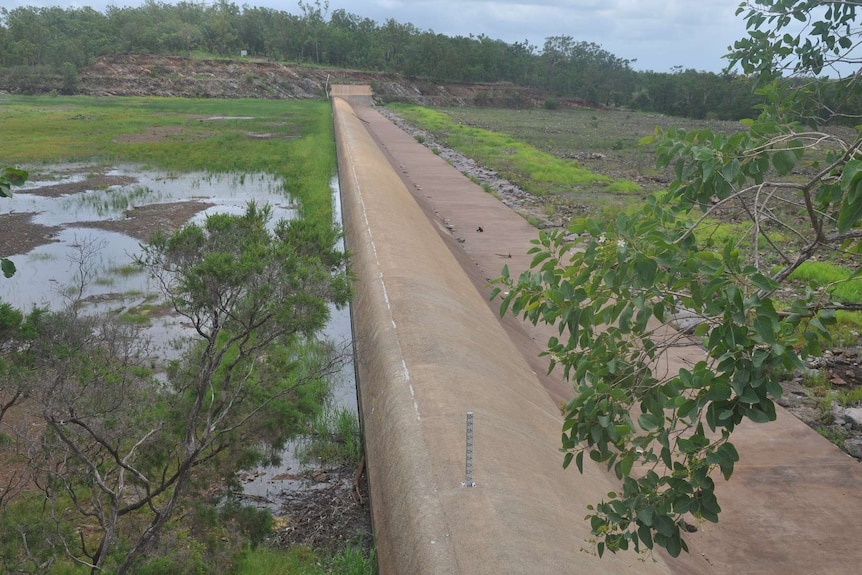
[780,351,862,459]
[4,53,560,109]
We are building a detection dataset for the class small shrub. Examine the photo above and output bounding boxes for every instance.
[524,214,542,227]
[61,62,78,95]
[815,425,848,448]
[0,302,23,332]
[543,98,559,110]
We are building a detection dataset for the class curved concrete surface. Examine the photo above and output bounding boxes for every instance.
[338,96,862,575]
[333,96,674,574]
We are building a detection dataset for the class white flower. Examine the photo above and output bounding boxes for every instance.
[617,239,626,249]
[597,234,607,244]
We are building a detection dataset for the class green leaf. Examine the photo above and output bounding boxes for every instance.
[744,405,773,423]
[620,453,635,477]
[638,525,655,552]
[841,159,862,189]
[0,258,14,278]
[753,315,776,345]
[530,250,552,268]
[655,514,676,537]
[750,273,776,292]
[638,412,661,431]
[771,149,796,175]
[838,180,862,233]
[637,507,655,527]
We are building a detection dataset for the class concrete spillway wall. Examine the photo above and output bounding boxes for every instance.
[332,96,671,574]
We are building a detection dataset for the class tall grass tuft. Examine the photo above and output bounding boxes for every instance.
[297,406,363,467]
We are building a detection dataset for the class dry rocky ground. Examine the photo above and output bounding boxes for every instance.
[3,53,559,109]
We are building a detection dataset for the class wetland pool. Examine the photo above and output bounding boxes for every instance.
[0,164,359,504]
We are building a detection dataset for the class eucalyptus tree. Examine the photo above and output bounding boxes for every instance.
[495,0,862,558]
[298,0,329,64]
[17,203,350,573]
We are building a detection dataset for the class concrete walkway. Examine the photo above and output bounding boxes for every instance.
[339,96,862,574]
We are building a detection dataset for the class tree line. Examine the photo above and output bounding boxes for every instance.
[0,0,760,119]
[2,1,859,122]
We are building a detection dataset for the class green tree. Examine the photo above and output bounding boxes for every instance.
[495,0,862,559]
[297,0,328,64]
[11,203,349,573]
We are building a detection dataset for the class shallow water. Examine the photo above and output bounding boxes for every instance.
[241,175,358,507]
[1,166,358,504]
[3,166,304,370]
[4,166,294,309]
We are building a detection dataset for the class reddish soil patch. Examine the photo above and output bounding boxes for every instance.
[25,175,138,198]
[0,212,62,256]
[77,200,215,242]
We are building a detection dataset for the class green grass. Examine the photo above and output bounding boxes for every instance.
[234,546,375,575]
[108,263,146,277]
[790,261,862,302]
[815,425,848,447]
[0,95,337,226]
[298,406,363,467]
[388,104,638,198]
[75,185,162,215]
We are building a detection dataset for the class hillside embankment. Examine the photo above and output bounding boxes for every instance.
[1,53,561,108]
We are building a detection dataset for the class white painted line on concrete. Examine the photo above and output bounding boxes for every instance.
[345,142,418,419]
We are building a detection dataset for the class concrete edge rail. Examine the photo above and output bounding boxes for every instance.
[332,96,673,574]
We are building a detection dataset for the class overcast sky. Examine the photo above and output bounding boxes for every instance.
[1,0,750,73]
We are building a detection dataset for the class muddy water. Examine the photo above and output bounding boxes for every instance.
[1,166,358,504]
[3,166,294,308]
[240,176,358,507]
[3,166,300,368]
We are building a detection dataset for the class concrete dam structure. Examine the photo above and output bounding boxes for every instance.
[330,92,862,574]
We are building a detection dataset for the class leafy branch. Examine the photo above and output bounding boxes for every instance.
[493,1,862,557]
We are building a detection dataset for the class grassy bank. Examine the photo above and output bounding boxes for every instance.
[389,104,637,197]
